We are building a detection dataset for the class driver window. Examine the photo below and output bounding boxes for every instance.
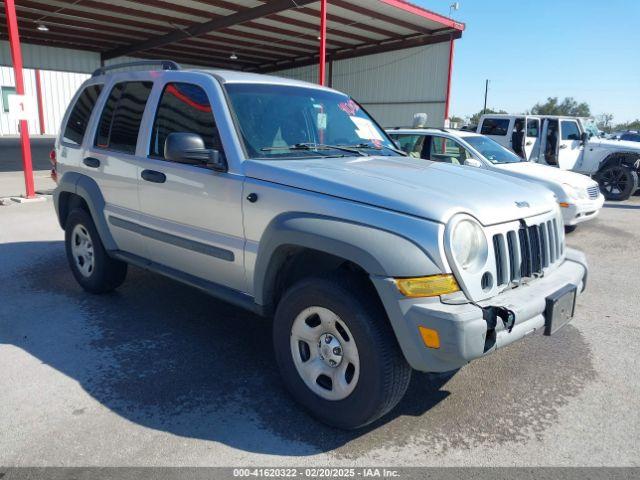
[149,82,224,160]
[561,121,581,141]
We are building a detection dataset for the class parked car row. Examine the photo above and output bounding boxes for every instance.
[52,63,589,430]
[476,114,640,200]
[387,126,605,232]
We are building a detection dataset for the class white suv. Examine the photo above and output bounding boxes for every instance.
[476,114,640,200]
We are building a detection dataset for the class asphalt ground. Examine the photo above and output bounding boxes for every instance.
[0,196,638,467]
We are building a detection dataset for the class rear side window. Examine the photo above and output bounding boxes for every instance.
[561,121,581,141]
[526,118,540,138]
[95,81,153,154]
[63,84,103,146]
[149,82,222,158]
[480,118,510,136]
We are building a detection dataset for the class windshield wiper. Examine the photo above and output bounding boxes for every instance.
[338,143,407,156]
[260,143,368,156]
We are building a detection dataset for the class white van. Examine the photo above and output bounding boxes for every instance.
[477,114,640,200]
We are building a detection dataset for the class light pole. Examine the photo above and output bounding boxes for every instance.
[483,79,490,114]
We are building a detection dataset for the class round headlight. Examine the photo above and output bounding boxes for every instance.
[451,219,488,272]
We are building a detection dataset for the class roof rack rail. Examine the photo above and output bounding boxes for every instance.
[92,60,181,77]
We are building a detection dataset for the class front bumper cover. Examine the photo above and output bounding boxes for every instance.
[372,248,588,372]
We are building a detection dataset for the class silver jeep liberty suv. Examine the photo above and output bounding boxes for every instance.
[53,61,588,429]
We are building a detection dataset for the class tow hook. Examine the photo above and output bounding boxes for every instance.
[496,307,516,332]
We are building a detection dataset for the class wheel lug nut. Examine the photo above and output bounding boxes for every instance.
[325,335,332,343]
[333,347,342,355]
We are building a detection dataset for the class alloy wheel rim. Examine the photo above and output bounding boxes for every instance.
[290,306,360,401]
[602,167,627,194]
[71,224,95,278]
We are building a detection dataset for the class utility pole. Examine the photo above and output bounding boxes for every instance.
[483,79,489,114]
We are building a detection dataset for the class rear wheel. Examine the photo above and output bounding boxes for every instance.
[273,273,411,429]
[65,208,127,293]
[598,164,639,201]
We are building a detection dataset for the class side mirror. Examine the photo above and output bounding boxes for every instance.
[164,132,226,171]
[464,158,483,168]
[581,132,589,144]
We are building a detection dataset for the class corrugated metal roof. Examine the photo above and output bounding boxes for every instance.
[0,0,464,71]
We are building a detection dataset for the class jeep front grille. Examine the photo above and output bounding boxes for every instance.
[587,185,600,199]
[492,218,563,286]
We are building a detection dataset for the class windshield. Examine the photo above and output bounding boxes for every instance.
[582,120,600,138]
[225,83,397,159]
[465,136,525,164]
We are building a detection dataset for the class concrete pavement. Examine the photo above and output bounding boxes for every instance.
[0,197,638,466]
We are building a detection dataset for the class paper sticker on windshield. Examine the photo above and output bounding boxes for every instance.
[350,116,383,141]
[339,100,360,116]
[317,112,327,130]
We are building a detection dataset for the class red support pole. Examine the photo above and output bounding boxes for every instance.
[444,35,455,122]
[318,0,327,86]
[35,69,46,135]
[4,0,35,198]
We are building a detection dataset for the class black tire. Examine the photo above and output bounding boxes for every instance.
[65,208,127,294]
[273,273,411,429]
[597,164,639,201]
[564,225,577,234]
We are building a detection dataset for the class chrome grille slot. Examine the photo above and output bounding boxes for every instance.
[587,185,600,199]
[506,230,519,281]
[490,214,564,288]
[492,234,508,286]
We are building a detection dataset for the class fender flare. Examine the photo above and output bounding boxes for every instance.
[596,151,640,176]
[253,212,442,306]
[54,172,118,251]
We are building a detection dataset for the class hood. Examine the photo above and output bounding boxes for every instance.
[590,138,640,152]
[244,156,556,226]
[494,161,597,198]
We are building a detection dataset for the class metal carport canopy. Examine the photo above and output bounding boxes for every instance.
[0,0,464,73]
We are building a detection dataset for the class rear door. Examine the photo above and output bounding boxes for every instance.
[524,117,541,160]
[136,77,246,292]
[479,117,512,148]
[557,119,583,170]
[82,78,154,257]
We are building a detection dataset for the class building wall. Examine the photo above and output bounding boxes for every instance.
[0,66,88,135]
[273,42,451,128]
[0,41,451,135]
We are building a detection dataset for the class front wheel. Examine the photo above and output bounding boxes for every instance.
[598,164,639,201]
[273,273,411,429]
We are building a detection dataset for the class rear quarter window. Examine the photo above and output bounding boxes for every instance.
[62,84,103,146]
[480,118,510,136]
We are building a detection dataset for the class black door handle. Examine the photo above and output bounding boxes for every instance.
[83,157,100,168]
[141,169,166,183]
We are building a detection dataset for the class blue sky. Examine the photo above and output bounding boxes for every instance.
[414,0,640,123]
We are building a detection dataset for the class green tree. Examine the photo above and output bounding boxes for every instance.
[614,119,640,131]
[531,97,591,117]
[470,108,508,126]
[597,113,614,133]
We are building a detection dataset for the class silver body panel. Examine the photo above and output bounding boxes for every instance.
[53,67,589,373]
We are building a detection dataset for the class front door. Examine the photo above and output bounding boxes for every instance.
[137,80,246,292]
[557,119,583,171]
